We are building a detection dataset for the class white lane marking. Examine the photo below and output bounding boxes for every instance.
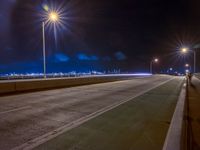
[0,106,31,115]
[12,77,176,150]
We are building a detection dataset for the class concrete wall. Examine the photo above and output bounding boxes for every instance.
[0,75,138,95]
[0,82,16,94]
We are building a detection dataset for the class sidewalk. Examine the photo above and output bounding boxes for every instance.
[187,77,200,150]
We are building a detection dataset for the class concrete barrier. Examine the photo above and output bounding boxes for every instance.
[0,82,16,94]
[0,75,140,95]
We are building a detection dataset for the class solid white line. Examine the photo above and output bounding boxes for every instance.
[162,81,186,150]
[0,106,31,115]
[12,77,175,150]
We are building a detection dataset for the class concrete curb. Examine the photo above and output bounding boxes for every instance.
[162,81,186,150]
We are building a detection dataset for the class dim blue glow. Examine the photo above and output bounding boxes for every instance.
[90,55,99,61]
[77,53,99,61]
[114,51,127,60]
[103,56,111,61]
[54,53,69,62]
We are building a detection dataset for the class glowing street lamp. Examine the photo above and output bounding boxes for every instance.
[154,58,158,63]
[150,58,159,74]
[185,69,190,73]
[185,63,192,72]
[181,48,188,54]
[49,11,59,22]
[180,47,196,73]
[185,64,189,67]
[42,11,60,78]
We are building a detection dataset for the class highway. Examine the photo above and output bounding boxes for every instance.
[0,75,180,150]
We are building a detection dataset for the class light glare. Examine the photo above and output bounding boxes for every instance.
[181,48,188,53]
[49,11,59,22]
[154,58,158,62]
[185,64,189,67]
[185,69,189,73]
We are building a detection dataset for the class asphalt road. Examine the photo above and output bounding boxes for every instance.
[0,75,177,150]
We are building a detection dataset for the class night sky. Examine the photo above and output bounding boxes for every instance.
[0,0,200,74]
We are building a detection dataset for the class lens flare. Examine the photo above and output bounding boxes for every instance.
[42,4,49,12]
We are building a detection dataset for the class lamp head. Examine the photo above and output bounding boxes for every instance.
[181,48,188,53]
[154,58,158,62]
[49,11,59,22]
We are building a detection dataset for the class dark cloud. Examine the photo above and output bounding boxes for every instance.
[77,53,99,61]
[54,53,70,62]
[114,51,127,61]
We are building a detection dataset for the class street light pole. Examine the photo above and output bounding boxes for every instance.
[41,10,60,78]
[150,58,158,74]
[42,22,46,78]
[194,50,196,73]
[181,47,197,73]
[150,61,153,74]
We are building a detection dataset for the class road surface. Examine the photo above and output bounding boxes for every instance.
[0,75,182,150]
